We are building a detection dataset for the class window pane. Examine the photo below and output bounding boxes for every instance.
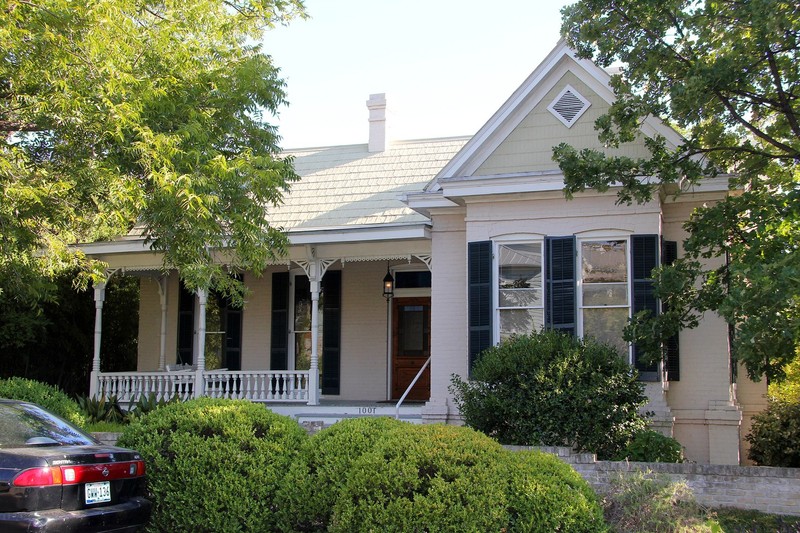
[581,240,627,283]
[500,309,544,342]
[499,288,542,308]
[583,307,629,357]
[499,243,542,289]
[582,283,628,306]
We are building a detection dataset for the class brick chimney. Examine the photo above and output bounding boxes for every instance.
[367,93,389,152]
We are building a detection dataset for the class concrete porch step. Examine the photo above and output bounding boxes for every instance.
[267,402,424,427]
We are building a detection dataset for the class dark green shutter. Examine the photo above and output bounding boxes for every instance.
[663,240,680,381]
[468,241,493,371]
[270,272,290,370]
[322,270,341,395]
[632,235,659,381]
[177,282,194,365]
[545,236,576,334]
[223,307,242,371]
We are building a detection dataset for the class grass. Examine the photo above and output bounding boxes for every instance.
[602,471,800,532]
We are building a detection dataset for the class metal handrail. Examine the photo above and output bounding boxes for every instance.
[395,355,431,420]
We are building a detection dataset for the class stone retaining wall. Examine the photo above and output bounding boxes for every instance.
[510,446,800,517]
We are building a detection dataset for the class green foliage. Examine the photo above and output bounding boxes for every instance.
[769,353,800,403]
[615,430,684,463]
[1,0,306,337]
[126,393,178,422]
[746,399,800,467]
[503,450,607,532]
[602,471,715,532]
[712,507,800,533]
[276,417,606,533]
[117,398,307,532]
[557,0,800,382]
[77,394,127,424]
[450,330,649,459]
[0,377,88,428]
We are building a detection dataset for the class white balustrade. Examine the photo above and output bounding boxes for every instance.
[96,370,310,405]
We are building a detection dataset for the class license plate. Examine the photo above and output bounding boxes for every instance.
[85,481,111,504]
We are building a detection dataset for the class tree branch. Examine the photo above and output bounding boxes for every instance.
[765,47,800,139]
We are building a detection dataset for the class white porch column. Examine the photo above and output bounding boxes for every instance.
[157,276,168,371]
[308,262,321,406]
[194,288,208,398]
[89,282,106,398]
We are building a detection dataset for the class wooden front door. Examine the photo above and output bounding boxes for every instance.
[391,297,431,401]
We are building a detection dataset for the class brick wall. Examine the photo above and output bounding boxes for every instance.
[509,446,800,517]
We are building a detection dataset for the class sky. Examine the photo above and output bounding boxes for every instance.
[265,0,575,149]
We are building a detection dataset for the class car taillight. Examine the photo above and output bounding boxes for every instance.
[12,461,145,487]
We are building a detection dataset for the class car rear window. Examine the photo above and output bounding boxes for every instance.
[0,402,95,448]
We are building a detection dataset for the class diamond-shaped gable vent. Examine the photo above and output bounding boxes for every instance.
[547,85,591,128]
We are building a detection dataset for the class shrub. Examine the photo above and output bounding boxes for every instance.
[503,450,607,532]
[117,398,307,532]
[615,430,684,463]
[0,377,88,428]
[276,417,606,533]
[746,399,800,467]
[451,330,649,459]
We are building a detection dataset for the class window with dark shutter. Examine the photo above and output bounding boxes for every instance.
[545,236,576,335]
[468,241,493,371]
[322,270,341,395]
[632,234,659,381]
[663,240,680,381]
[270,272,290,370]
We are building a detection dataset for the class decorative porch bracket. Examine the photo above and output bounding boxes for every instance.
[293,256,337,405]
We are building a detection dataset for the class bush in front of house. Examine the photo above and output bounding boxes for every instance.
[117,398,307,532]
[615,429,684,463]
[502,450,607,532]
[746,398,800,467]
[0,377,88,428]
[275,417,606,533]
[450,330,649,459]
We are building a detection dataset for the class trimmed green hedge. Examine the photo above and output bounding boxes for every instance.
[117,398,307,532]
[0,377,88,428]
[451,330,649,459]
[276,417,606,532]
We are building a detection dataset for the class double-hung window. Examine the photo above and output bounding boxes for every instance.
[578,239,630,360]
[496,242,544,342]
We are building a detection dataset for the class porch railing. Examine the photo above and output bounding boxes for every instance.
[96,370,310,405]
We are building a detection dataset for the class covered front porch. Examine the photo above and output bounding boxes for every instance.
[85,244,434,412]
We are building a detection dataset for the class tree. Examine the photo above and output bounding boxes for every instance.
[1,0,305,344]
[555,0,800,382]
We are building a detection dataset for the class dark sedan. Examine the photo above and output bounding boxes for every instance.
[0,399,151,532]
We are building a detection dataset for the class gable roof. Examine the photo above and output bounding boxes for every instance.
[424,39,684,193]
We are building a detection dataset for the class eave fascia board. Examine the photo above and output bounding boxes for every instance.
[287,223,431,245]
[438,172,733,200]
[78,239,153,255]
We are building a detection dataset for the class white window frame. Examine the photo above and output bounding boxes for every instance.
[576,236,633,363]
[493,239,545,344]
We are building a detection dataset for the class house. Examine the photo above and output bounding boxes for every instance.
[80,41,766,465]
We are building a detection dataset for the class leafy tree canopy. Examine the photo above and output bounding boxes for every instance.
[556,0,799,382]
[0,0,305,344]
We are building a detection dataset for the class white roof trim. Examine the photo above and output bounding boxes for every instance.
[433,172,732,199]
[426,40,684,191]
[287,224,431,244]
[79,223,433,256]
